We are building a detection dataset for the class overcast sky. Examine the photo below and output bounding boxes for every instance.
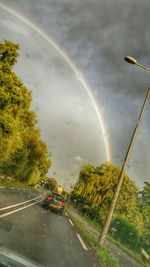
[0,0,150,189]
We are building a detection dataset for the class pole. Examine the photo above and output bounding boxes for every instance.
[99,87,150,246]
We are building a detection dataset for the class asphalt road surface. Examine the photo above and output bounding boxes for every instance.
[0,188,100,267]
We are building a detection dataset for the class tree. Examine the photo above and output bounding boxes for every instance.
[138,182,150,226]
[0,40,51,185]
[43,177,59,191]
[138,182,150,251]
[73,163,139,221]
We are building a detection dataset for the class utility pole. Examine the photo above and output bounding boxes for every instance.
[99,56,150,245]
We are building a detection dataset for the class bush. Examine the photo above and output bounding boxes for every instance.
[81,205,98,219]
[109,216,141,252]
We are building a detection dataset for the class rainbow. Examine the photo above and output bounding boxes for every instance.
[0,3,112,162]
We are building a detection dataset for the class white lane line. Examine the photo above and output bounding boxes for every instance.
[69,219,74,226]
[65,212,68,216]
[77,233,88,250]
[0,199,43,218]
[0,194,43,211]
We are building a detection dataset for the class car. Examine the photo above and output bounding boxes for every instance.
[42,192,65,215]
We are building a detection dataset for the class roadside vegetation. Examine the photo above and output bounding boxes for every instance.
[70,163,150,265]
[67,207,121,267]
[0,176,33,189]
[0,40,51,186]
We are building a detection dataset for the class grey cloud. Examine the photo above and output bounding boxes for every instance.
[1,0,150,188]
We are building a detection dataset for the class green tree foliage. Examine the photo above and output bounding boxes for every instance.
[73,163,150,253]
[138,182,150,253]
[39,176,57,191]
[44,177,59,191]
[138,182,150,223]
[0,40,51,185]
[73,163,138,221]
[0,40,19,66]
[62,190,69,200]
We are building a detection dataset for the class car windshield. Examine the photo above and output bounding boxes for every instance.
[0,1,150,267]
[52,194,64,202]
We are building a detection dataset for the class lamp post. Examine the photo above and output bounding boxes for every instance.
[99,56,150,246]
[124,56,150,71]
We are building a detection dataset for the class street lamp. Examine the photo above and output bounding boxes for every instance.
[99,56,150,246]
[124,56,150,71]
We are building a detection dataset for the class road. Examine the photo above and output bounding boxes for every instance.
[69,206,142,267]
[0,188,100,267]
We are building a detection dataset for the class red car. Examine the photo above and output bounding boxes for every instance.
[42,192,65,215]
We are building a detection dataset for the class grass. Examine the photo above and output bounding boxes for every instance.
[0,177,35,190]
[107,236,150,267]
[83,215,149,266]
[66,206,121,267]
[69,207,150,267]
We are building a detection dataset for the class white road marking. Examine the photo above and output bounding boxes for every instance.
[77,233,88,250]
[69,219,74,226]
[0,199,43,218]
[65,212,68,216]
[0,194,43,211]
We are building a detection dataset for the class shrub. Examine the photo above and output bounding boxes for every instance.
[109,216,141,252]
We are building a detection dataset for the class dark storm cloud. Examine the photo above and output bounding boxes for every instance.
[2,0,150,187]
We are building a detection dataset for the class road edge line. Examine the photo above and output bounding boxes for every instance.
[77,233,88,250]
[69,219,74,226]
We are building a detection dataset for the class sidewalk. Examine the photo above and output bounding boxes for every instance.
[68,205,142,267]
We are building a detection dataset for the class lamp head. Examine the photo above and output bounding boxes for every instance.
[124,56,137,64]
